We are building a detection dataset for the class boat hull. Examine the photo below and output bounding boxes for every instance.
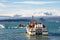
[42,28,48,36]
[26,28,48,36]
[26,28,36,35]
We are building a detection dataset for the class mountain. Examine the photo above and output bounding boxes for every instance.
[44,12,53,16]
[0,12,60,22]
[0,16,11,20]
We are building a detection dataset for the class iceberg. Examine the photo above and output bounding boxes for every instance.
[0,24,5,29]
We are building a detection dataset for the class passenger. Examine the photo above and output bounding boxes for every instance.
[34,23,38,28]
[39,23,45,28]
[29,22,35,28]
[19,24,22,27]
[19,24,24,27]
[43,24,45,28]
[34,23,43,28]
[39,23,43,28]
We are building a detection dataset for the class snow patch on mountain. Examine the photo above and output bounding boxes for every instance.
[0,9,60,17]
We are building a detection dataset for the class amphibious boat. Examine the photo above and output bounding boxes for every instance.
[26,16,48,36]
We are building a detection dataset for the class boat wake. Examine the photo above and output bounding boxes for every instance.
[8,26,26,29]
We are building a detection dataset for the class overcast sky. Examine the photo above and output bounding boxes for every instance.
[0,0,60,17]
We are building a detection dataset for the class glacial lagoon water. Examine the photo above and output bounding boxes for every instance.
[0,21,60,40]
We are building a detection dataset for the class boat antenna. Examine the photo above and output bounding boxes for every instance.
[31,16,34,22]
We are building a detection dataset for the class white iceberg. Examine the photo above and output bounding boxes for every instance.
[0,24,5,29]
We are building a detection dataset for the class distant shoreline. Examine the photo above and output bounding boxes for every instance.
[0,19,31,22]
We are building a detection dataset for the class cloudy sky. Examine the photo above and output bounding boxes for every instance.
[0,0,60,17]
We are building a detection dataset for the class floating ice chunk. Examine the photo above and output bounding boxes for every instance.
[0,24,5,29]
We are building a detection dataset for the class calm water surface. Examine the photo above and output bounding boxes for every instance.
[0,21,60,40]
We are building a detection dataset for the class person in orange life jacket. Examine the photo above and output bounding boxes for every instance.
[28,22,35,28]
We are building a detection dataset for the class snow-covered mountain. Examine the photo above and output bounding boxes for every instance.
[20,12,54,17]
[0,9,60,17]
[18,10,60,17]
[0,9,60,20]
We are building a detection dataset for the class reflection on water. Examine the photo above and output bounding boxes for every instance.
[26,35,49,40]
[25,33,60,40]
